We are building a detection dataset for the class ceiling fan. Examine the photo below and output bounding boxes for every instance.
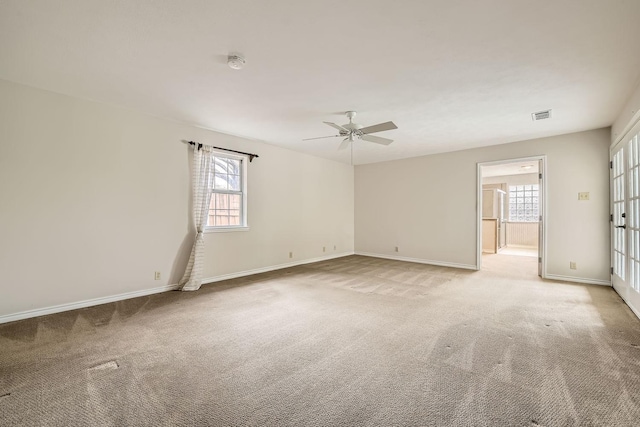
[304,111,398,150]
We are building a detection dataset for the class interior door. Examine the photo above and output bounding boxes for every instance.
[498,190,506,248]
[611,132,640,313]
[538,159,544,277]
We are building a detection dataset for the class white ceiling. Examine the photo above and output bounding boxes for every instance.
[1,0,639,165]
[482,161,539,178]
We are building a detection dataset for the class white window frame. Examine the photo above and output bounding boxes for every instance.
[205,150,249,233]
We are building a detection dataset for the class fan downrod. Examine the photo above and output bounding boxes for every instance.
[345,111,356,122]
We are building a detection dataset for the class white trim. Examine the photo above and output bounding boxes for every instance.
[612,109,640,148]
[1,253,612,325]
[208,149,249,229]
[613,288,640,321]
[609,127,640,320]
[476,155,548,277]
[201,252,354,284]
[610,140,627,296]
[0,252,356,324]
[476,163,483,270]
[544,274,611,287]
[354,251,477,270]
[0,284,180,325]
[204,226,250,233]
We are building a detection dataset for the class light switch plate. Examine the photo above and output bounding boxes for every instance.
[578,192,589,201]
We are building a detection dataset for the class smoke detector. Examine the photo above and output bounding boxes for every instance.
[532,109,552,121]
[227,54,246,70]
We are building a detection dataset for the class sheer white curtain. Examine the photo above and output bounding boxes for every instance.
[179,145,214,291]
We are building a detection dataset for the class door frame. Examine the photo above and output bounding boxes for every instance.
[610,139,626,297]
[476,155,548,276]
[610,117,640,320]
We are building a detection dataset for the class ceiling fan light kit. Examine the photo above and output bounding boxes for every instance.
[304,111,398,150]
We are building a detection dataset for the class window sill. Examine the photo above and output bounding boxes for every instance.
[204,226,250,233]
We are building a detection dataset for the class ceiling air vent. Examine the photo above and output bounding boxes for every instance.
[532,109,552,121]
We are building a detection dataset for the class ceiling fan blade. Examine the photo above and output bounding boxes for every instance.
[359,121,398,135]
[338,138,350,150]
[323,121,348,132]
[302,135,340,141]
[361,134,393,145]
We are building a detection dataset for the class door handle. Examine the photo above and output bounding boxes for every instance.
[616,225,627,229]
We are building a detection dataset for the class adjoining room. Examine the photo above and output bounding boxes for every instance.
[480,159,541,277]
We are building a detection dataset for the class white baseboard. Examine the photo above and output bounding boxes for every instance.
[628,302,640,321]
[12,252,611,324]
[544,274,611,287]
[1,252,356,325]
[613,290,640,321]
[0,284,180,325]
[202,251,354,284]
[354,251,478,271]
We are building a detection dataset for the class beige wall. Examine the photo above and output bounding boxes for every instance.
[355,128,611,282]
[483,173,538,186]
[0,74,624,321]
[0,79,354,320]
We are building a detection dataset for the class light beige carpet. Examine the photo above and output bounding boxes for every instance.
[1,255,640,426]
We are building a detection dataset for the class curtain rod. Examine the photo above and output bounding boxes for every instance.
[186,141,259,162]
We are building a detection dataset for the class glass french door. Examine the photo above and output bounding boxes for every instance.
[611,131,640,313]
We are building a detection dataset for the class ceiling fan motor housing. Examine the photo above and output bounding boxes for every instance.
[342,111,361,133]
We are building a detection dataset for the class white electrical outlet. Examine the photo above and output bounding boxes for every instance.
[154,271,161,280]
[333,245,336,250]
[570,262,577,270]
[395,246,399,252]
[323,246,326,252]
[578,192,589,201]
[289,251,293,258]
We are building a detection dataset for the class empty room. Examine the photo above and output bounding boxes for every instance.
[2,1,640,426]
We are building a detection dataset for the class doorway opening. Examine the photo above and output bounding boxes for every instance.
[477,156,546,277]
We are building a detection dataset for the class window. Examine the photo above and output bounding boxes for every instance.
[508,184,539,222]
[207,153,247,229]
